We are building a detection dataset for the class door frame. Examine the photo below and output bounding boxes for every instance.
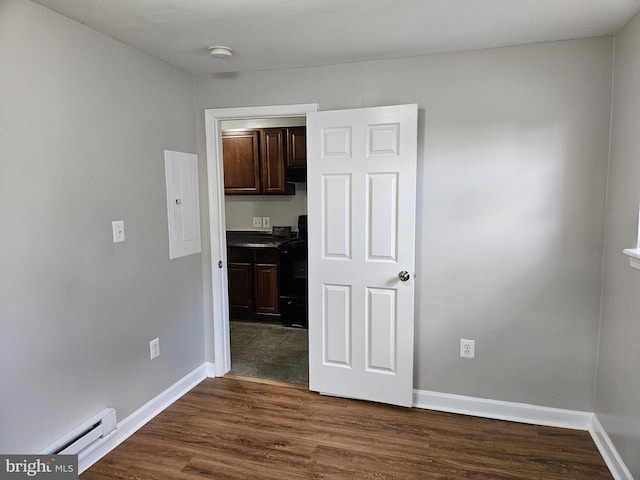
[204,104,318,377]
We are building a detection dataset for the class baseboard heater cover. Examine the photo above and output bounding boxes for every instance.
[40,408,117,460]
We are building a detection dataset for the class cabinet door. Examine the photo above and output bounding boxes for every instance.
[286,126,307,169]
[254,263,279,314]
[228,262,253,316]
[261,128,289,194]
[227,246,253,317]
[222,130,261,194]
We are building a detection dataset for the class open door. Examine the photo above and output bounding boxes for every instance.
[307,104,418,407]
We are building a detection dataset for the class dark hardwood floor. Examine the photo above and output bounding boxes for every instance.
[81,378,612,479]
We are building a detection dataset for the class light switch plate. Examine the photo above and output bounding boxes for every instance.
[150,338,160,360]
[112,220,125,243]
[262,217,271,228]
[252,217,263,228]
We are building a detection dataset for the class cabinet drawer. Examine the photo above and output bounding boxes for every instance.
[228,247,252,263]
[254,248,279,264]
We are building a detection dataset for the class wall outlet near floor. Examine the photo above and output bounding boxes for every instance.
[150,337,160,360]
[252,216,263,228]
[460,339,475,359]
[262,217,271,228]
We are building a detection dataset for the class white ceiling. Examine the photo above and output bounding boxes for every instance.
[31,0,640,74]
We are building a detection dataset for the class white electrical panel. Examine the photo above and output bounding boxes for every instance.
[164,150,201,259]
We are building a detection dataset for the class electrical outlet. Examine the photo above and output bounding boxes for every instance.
[460,339,475,359]
[252,217,263,228]
[262,217,271,228]
[150,338,160,360]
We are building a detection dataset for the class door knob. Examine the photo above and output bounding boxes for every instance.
[398,271,410,282]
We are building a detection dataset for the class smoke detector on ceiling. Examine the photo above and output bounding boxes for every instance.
[209,46,233,59]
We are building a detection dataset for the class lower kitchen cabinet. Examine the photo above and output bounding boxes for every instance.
[228,246,280,322]
[227,262,252,314]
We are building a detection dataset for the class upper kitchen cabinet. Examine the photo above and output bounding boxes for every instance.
[223,127,301,195]
[222,130,261,194]
[261,128,294,194]
[285,126,307,182]
[286,127,307,169]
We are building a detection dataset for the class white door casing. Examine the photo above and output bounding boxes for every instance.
[307,104,418,407]
[204,104,318,376]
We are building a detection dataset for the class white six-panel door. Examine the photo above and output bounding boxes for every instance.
[307,104,418,407]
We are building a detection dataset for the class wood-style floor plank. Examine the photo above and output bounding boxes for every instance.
[80,378,612,480]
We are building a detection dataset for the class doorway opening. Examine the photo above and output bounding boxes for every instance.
[204,104,318,385]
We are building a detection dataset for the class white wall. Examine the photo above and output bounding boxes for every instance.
[0,0,203,452]
[595,12,640,479]
[195,37,613,411]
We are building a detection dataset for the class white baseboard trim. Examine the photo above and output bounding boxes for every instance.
[205,361,216,378]
[79,364,208,474]
[413,389,636,479]
[413,389,593,430]
[589,415,634,480]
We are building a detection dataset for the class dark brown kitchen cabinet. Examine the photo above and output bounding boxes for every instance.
[222,128,295,195]
[227,246,280,322]
[227,247,253,314]
[222,130,261,194]
[254,264,279,314]
[261,128,294,194]
[227,263,252,313]
[286,126,307,169]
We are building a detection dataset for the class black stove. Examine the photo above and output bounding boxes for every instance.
[278,215,307,328]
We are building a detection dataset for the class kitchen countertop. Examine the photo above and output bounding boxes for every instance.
[226,231,294,249]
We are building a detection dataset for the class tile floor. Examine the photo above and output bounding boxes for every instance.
[229,321,309,385]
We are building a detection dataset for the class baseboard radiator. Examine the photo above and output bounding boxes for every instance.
[40,409,117,460]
